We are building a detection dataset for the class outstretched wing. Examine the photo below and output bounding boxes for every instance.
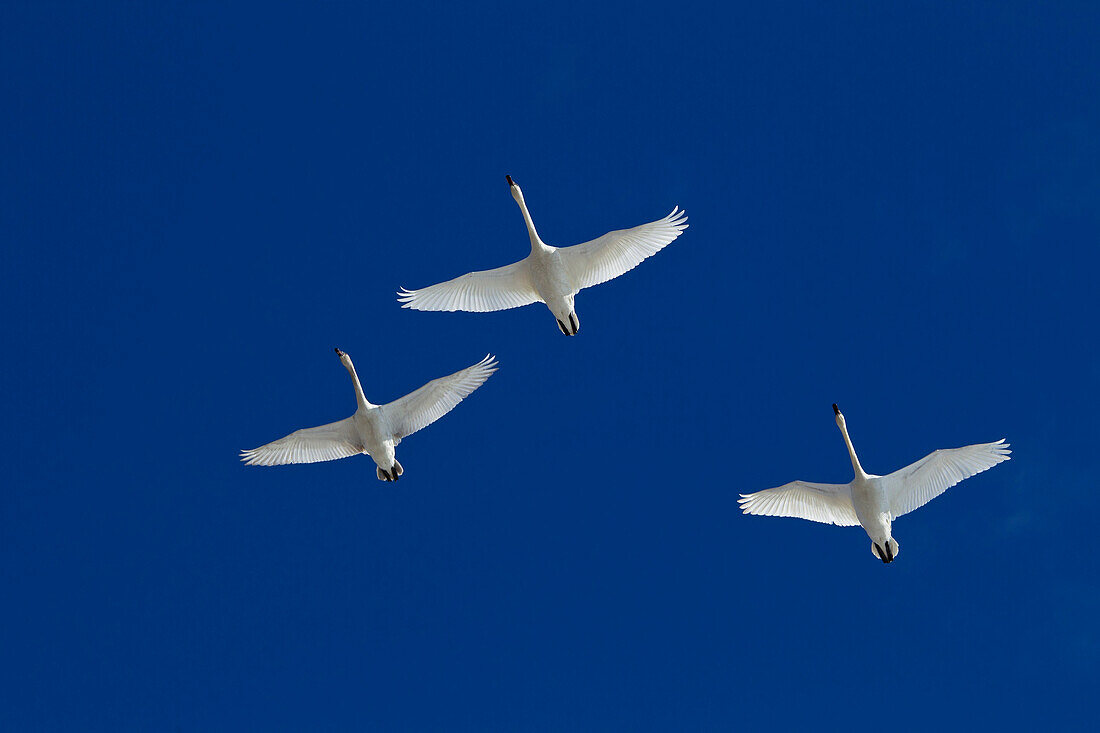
[739,480,860,526]
[559,207,688,291]
[397,260,541,312]
[883,439,1011,519]
[384,355,498,439]
[240,417,363,466]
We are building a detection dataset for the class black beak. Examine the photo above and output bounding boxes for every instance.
[335,347,344,356]
[506,175,515,187]
[832,403,840,415]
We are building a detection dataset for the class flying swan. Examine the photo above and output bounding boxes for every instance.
[241,349,497,481]
[738,404,1011,563]
[397,175,688,335]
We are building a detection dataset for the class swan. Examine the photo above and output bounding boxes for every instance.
[397,175,688,335]
[241,349,497,481]
[738,404,1011,563]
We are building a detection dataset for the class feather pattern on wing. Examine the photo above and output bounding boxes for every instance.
[884,439,1011,518]
[560,207,688,291]
[385,355,498,439]
[738,480,861,526]
[397,261,540,312]
[240,417,363,466]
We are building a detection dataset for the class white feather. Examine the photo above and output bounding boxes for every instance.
[384,355,498,439]
[560,207,688,290]
[883,440,1012,519]
[738,481,860,526]
[397,262,540,313]
[239,417,363,466]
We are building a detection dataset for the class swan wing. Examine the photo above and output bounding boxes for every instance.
[559,207,688,291]
[738,480,860,526]
[385,355,498,439]
[397,260,540,312]
[240,417,363,466]
[883,439,1011,518]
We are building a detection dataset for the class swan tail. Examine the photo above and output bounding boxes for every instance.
[871,538,900,564]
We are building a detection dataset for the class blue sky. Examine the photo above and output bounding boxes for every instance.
[2,2,1097,730]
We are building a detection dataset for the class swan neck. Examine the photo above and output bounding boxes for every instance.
[344,359,370,410]
[515,196,543,249]
[839,421,867,478]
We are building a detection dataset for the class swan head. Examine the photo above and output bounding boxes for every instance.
[507,174,524,203]
[832,403,846,428]
[335,347,351,366]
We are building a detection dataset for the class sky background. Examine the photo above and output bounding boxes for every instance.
[2,2,1098,730]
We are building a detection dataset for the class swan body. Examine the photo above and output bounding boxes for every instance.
[738,404,1011,563]
[398,175,688,335]
[241,349,497,481]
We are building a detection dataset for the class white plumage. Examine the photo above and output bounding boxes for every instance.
[239,418,363,467]
[398,175,687,335]
[241,350,497,482]
[738,481,861,527]
[398,261,538,314]
[738,404,1010,562]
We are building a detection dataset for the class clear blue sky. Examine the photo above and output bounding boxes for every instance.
[2,2,1097,730]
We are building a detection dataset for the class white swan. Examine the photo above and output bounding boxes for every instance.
[241,349,497,481]
[397,175,688,335]
[738,404,1010,563]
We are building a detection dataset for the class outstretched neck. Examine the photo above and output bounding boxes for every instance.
[343,359,371,411]
[514,195,544,251]
[838,421,868,479]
